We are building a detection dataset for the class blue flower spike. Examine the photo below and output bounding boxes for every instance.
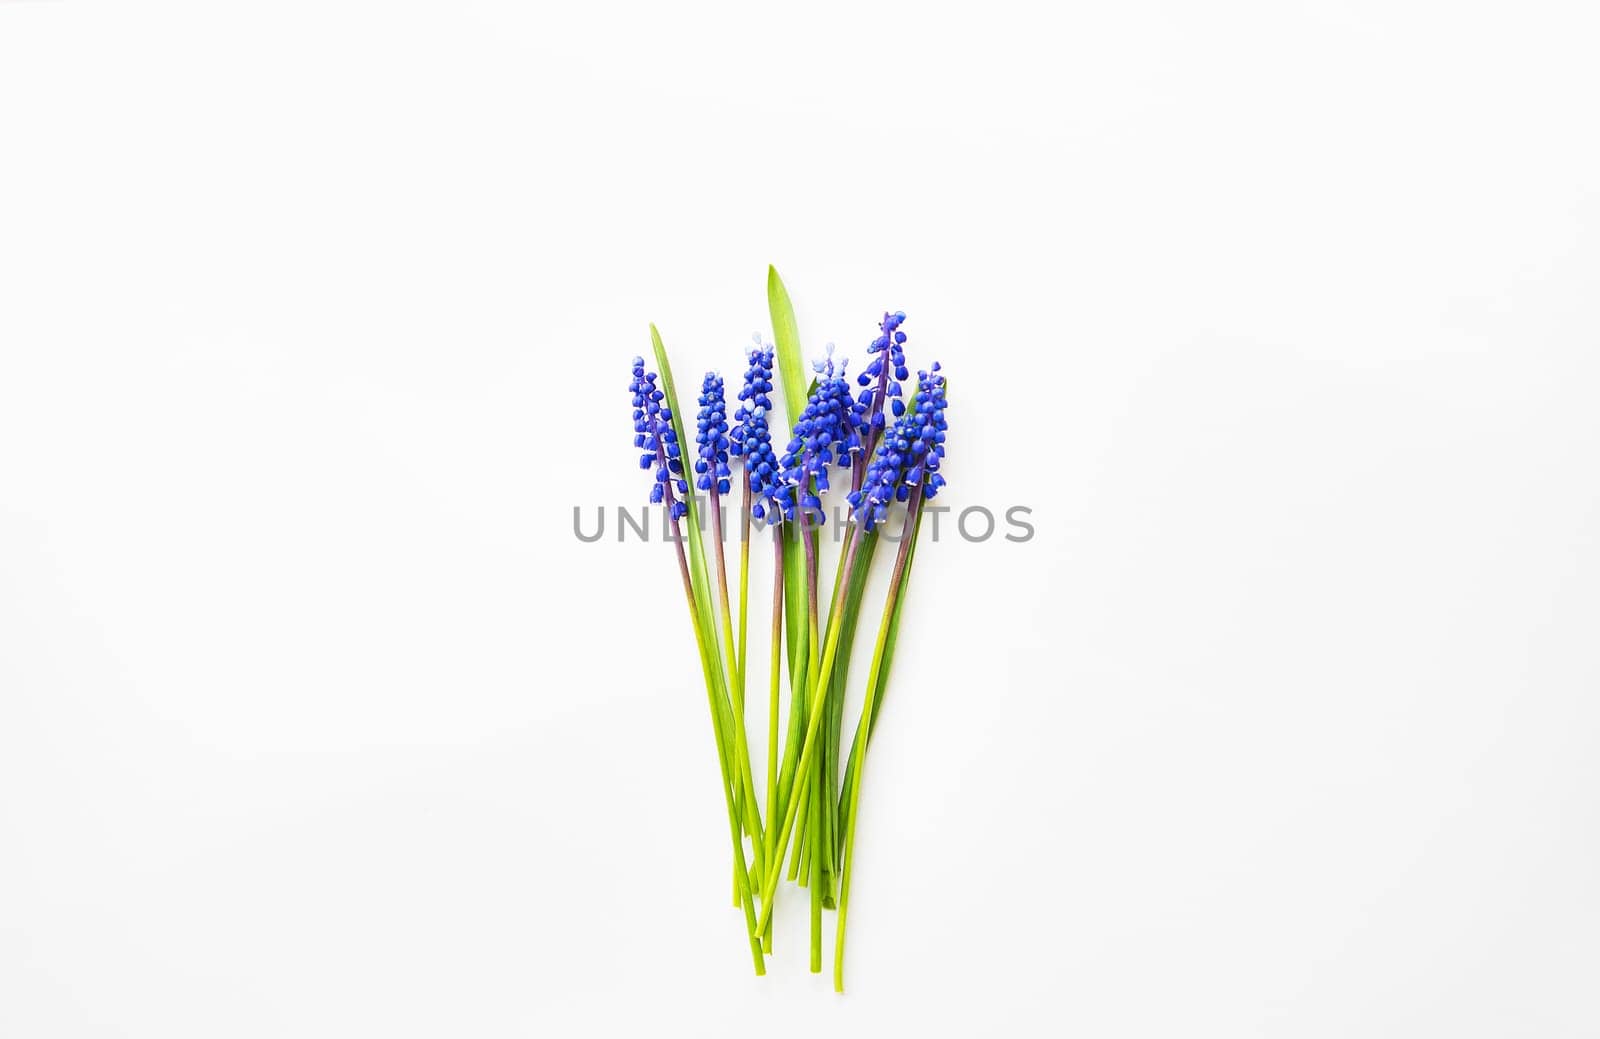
[845,362,947,531]
[630,356,689,521]
[730,337,782,520]
[695,371,733,496]
[856,310,909,436]
[774,346,863,524]
[901,363,948,501]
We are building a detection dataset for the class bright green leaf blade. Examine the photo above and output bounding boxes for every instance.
[766,266,808,432]
[768,271,813,678]
[651,324,738,751]
[867,513,918,738]
[836,505,920,834]
[817,529,876,896]
[765,268,817,859]
[648,323,770,968]
[654,324,767,879]
[835,379,947,827]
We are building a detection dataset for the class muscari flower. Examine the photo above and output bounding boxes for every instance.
[694,371,733,496]
[903,364,948,500]
[846,362,947,530]
[772,348,863,523]
[855,311,910,442]
[630,356,689,520]
[729,338,782,520]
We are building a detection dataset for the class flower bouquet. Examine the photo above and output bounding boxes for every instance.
[627,267,948,990]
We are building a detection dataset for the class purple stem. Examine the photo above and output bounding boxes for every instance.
[851,320,895,495]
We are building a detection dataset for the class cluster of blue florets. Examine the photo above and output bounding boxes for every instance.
[903,364,948,499]
[694,371,733,496]
[771,350,863,522]
[856,311,910,443]
[846,362,947,530]
[630,356,688,520]
[630,315,944,532]
[729,341,781,519]
[848,414,914,531]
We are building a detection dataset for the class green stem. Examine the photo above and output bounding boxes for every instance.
[737,482,761,897]
[649,326,766,928]
[833,730,868,992]
[789,507,824,885]
[738,472,752,753]
[779,608,810,882]
[834,487,923,991]
[790,767,809,884]
[753,522,864,935]
[809,745,823,973]
[798,839,810,886]
[837,515,916,840]
[763,527,782,954]
[817,529,871,907]
[709,483,765,890]
[771,521,813,858]
[804,510,822,706]
[670,510,765,976]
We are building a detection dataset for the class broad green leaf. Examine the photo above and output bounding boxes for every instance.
[766,266,809,432]
[769,272,814,681]
[767,270,816,839]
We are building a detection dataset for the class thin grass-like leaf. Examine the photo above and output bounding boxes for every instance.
[834,371,941,839]
[837,505,919,825]
[651,327,733,744]
[831,484,930,990]
[652,324,765,884]
[817,529,877,902]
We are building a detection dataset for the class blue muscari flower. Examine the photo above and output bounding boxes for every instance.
[846,362,947,530]
[903,363,948,500]
[855,311,910,440]
[630,356,689,521]
[694,371,732,496]
[729,338,782,520]
[772,348,863,523]
[848,415,912,531]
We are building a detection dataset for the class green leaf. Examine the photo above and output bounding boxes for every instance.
[817,529,876,902]
[863,377,944,738]
[836,504,921,838]
[835,379,947,832]
[868,511,919,738]
[766,266,809,433]
[650,323,769,971]
[651,325,737,754]
[656,323,770,895]
[768,271,814,678]
[767,269,816,833]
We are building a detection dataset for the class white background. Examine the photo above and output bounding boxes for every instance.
[3,2,1598,1036]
